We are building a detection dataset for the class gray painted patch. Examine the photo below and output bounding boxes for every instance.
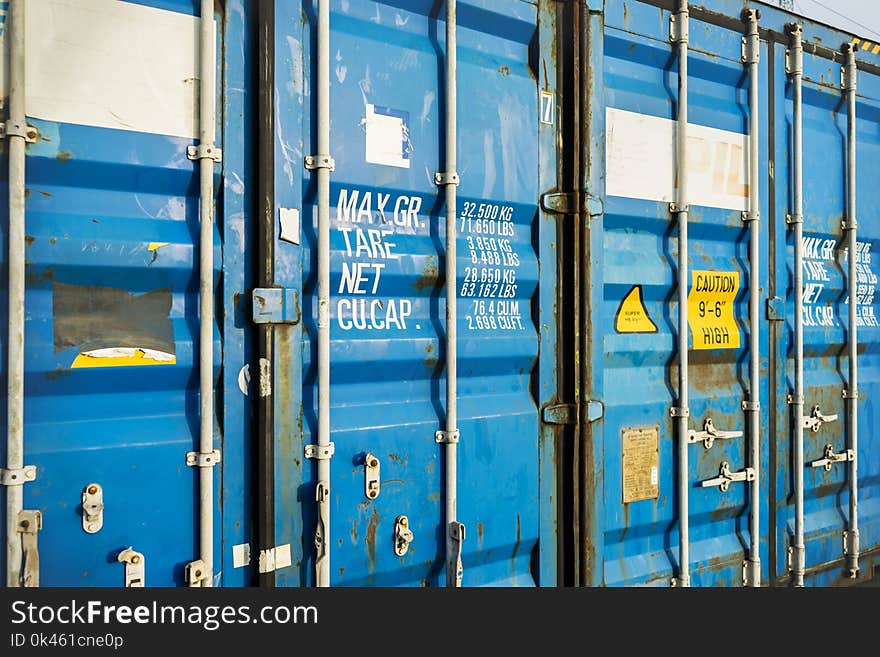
[52,282,175,355]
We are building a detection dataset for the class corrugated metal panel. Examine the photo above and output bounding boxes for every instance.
[585,0,880,587]
[774,19,880,586]
[0,0,252,587]
[268,0,561,587]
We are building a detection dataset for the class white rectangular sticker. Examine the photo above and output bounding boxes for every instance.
[364,104,411,168]
[0,0,206,138]
[606,107,748,211]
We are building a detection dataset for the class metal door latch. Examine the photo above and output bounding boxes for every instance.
[687,418,743,450]
[701,462,756,492]
[364,453,380,500]
[17,510,42,587]
[810,444,853,472]
[185,559,207,587]
[394,515,414,556]
[81,483,104,534]
[802,405,838,433]
[448,521,466,588]
[117,548,145,587]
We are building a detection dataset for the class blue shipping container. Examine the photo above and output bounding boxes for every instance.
[581,0,880,586]
[0,0,564,588]
[2,0,878,588]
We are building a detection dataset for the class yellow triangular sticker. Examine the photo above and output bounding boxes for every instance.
[615,285,657,334]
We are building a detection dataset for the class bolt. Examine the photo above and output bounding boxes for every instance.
[195,570,202,578]
[369,458,378,468]
[88,523,97,532]
[87,485,98,495]
[131,555,140,564]
[20,520,29,529]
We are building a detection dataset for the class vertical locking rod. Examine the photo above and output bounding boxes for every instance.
[440,0,462,588]
[842,42,859,578]
[5,0,26,588]
[787,23,806,587]
[315,0,332,588]
[194,0,218,587]
[743,8,761,588]
[671,0,690,588]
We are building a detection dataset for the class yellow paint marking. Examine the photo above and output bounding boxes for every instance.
[687,270,740,350]
[853,38,861,47]
[71,349,176,368]
[862,41,872,51]
[873,44,880,55]
[615,285,657,334]
[147,242,169,251]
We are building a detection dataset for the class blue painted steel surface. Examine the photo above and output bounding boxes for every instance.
[595,0,772,587]
[774,25,880,586]
[271,0,560,587]
[587,0,880,587]
[0,0,253,586]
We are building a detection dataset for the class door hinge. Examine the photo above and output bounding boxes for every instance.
[258,544,292,574]
[252,287,301,325]
[542,400,603,426]
[542,403,577,426]
[540,191,603,217]
[766,296,784,321]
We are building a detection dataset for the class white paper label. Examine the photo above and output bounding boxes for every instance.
[606,107,749,211]
[0,0,205,138]
[364,104,411,168]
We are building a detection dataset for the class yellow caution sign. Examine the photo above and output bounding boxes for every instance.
[687,270,740,350]
[615,285,657,334]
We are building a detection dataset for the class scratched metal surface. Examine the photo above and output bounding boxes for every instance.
[0,0,253,586]
[591,0,772,587]
[271,0,557,587]
[584,0,880,587]
[773,33,880,586]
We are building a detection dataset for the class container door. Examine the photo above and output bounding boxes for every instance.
[0,0,250,586]
[582,0,771,586]
[773,31,880,586]
[263,0,561,587]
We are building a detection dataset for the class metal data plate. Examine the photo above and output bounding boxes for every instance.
[622,426,660,503]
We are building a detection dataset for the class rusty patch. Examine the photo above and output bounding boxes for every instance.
[427,492,440,502]
[477,522,484,549]
[413,259,438,291]
[350,519,358,545]
[388,452,407,466]
[49,237,57,245]
[364,506,380,572]
[56,150,73,161]
[38,190,52,198]
[498,65,510,76]
[45,367,69,381]
[25,235,35,247]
